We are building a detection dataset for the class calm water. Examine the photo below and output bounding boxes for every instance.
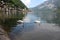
[10,13,41,34]
[9,13,60,40]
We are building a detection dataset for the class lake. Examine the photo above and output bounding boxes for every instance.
[9,12,60,40]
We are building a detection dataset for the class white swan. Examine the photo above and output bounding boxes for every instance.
[17,20,24,23]
[34,20,41,23]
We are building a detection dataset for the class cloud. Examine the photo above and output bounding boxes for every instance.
[21,0,31,7]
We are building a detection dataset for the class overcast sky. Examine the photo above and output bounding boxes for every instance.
[21,0,47,8]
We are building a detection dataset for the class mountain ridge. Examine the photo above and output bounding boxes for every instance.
[30,0,60,23]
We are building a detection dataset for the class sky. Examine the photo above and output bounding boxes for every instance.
[21,0,47,8]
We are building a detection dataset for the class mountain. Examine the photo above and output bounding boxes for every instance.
[30,0,60,23]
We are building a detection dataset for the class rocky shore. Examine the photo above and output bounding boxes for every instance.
[0,25,10,40]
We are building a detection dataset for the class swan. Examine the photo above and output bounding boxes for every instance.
[17,20,24,23]
[34,20,41,23]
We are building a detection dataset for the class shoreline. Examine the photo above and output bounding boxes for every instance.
[0,25,10,40]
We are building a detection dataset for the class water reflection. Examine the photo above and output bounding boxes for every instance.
[9,13,60,40]
[23,13,39,23]
[44,12,60,26]
[51,12,60,26]
[10,13,40,32]
[9,13,39,39]
[12,24,24,33]
[23,23,35,32]
[9,24,24,40]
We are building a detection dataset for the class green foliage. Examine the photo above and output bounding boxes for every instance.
[11,0,27,8]
[52,8,60,26]
[1,0,27,9]
[0,18,17,33]
[0,13,25,33]
[0,0,27,33]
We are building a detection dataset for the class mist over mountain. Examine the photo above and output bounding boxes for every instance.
[30,0,60,23]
